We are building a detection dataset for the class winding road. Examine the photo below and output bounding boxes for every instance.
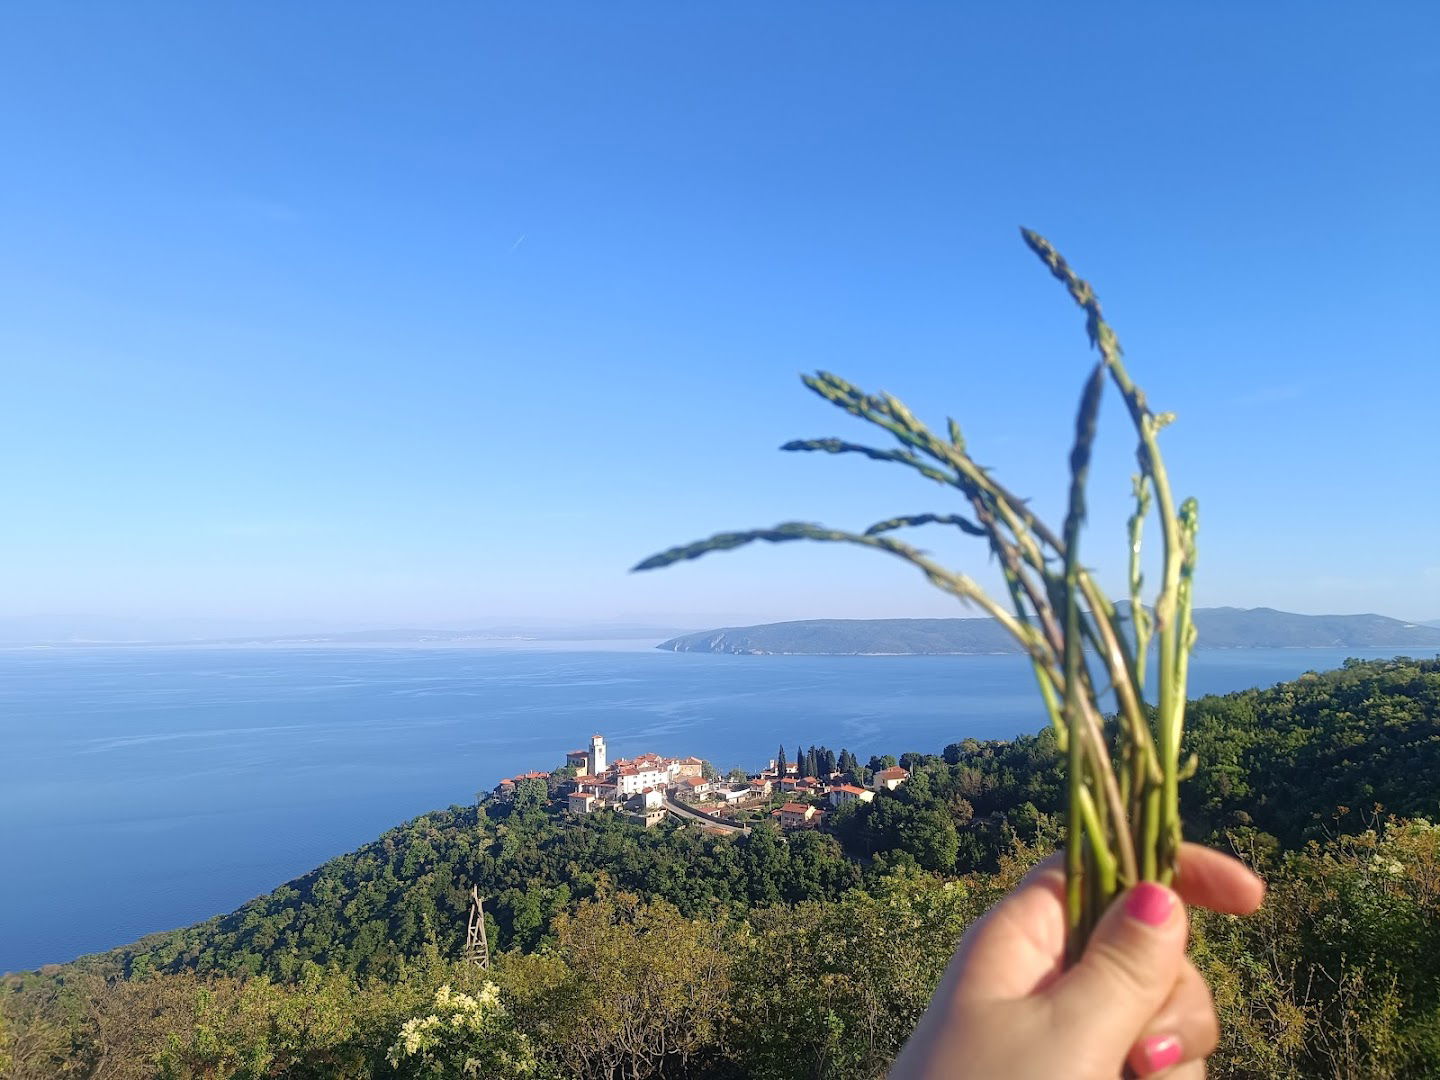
[663,795,750,835]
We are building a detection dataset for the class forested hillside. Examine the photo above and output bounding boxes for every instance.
[3,656,1438,1078]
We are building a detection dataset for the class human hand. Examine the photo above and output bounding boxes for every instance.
[890,844,1265,1079]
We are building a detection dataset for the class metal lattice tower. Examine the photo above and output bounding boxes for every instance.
[465,885,490,969]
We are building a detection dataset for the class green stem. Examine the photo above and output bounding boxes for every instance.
[1065,705,1085,964]
[1061,362,1107,952]
[1128,474,1153,688]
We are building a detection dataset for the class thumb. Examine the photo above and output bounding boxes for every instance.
[1043,882,1188,1060]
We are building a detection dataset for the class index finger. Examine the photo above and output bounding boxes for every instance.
[1173,842,1266,915]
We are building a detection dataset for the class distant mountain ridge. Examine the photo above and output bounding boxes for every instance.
[657,608,1440,655]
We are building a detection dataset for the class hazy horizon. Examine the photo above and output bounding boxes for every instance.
[1,603,1436,646]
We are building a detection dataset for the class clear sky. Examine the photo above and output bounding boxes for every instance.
[2,3,1437,631]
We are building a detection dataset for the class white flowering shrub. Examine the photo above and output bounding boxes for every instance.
[386,983,539,1078]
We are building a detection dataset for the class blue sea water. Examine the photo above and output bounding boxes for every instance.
[0,643,1416,973]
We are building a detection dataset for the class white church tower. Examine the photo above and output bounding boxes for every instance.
[588,733,607,776]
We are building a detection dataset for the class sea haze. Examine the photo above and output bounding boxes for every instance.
[0,644,1420,973]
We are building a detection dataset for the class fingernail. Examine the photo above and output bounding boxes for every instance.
[1138,1033,1182,1073]
[1125,882,1175,927]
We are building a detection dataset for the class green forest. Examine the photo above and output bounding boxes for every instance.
[4,656,1438,1078]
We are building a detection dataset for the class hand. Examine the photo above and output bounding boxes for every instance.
[890,844,1265,1079]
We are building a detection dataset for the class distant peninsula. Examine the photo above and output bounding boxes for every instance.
[657,608,1440,655]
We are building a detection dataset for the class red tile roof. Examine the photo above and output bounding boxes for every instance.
[780,802,813,815]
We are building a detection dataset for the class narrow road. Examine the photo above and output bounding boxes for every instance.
[664,796,750,834]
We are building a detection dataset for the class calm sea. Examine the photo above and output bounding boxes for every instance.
[0,644,1416,973]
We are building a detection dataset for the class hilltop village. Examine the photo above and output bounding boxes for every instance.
[493,733,909,832]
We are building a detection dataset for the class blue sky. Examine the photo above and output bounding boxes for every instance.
[2,3,1437,629]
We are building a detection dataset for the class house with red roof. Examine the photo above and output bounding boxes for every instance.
[827,783,875,809]
[673,756,706,779]
[614,762,669,796]
[872,766,910,792]
[568,791,597,814]
[676,776,713,801]
[777,802,823,829]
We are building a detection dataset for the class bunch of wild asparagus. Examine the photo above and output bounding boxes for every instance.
[635,229,1198,958]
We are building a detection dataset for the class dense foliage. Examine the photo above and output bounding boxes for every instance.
[4,656,1438,1077]
[1185,657,1440,846]
[833,655,1440,870]
[98,797,861,982]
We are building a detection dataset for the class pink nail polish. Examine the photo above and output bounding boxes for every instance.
[1125,882,1175,927]
[1139,1033,1182,1073]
